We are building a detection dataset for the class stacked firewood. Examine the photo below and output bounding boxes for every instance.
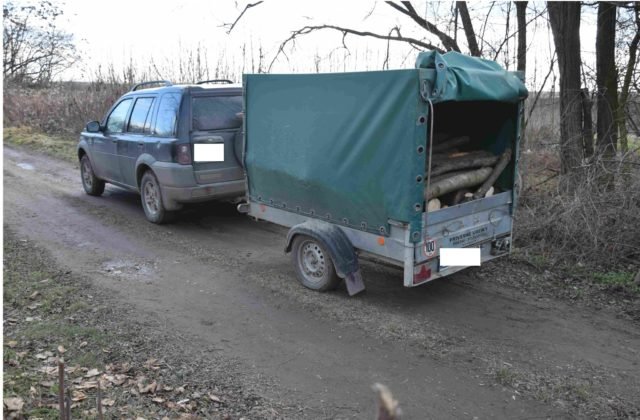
[424,134,512,211]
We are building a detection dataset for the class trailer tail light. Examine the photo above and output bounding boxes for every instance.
[413,263,432,285]
[176,144,192,165]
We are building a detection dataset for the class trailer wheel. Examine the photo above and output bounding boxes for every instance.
[291,235,340,292]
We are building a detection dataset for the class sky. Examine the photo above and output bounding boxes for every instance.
[49,0,600,90]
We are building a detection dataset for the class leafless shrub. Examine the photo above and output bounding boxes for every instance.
[516,149,640,270]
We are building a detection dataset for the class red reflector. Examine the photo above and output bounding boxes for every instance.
[413,264,432,285]
[177,144,192,165]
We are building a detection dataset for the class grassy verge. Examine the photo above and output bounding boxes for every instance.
[3,228,285,419]
[3,126,77,163]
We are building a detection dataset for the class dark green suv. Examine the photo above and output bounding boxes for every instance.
[77,80,244,223]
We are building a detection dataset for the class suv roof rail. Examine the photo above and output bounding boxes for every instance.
[130,80,172,91]
[196,79,234,85]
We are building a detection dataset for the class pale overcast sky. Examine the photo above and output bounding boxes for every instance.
[53,0,599,89]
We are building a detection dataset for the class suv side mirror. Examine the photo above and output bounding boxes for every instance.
[85,121,102,133]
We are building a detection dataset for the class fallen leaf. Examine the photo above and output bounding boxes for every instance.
[58,345,66,354]
[177,398,190,405]
[136,417,147,420]
[163,386,174,391]
[79,341,88,348]
[7,340,18,348]
[35,351,53,360]
[144,358,159,368]
[29,386,37,397]
[175,386,185,394]
[72,391,87,402]
[16,351,28,359]
[4,397,24,411]
[102,398,115,407]
[75,381,98,390]
[138,380,157,394]
[152,397,165,404]
[39,381,55,387]
[29,291,40,299]
[8,359,20,367]
[85,368,101,378]
[207,393,222,403]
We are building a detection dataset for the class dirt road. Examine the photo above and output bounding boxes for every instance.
[4,145,640,418]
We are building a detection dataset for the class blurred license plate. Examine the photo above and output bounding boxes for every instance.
[194,144,224,162]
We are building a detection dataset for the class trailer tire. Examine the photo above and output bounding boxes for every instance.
[291,235,341,292]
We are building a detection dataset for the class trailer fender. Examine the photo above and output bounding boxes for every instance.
[285,220,365,295]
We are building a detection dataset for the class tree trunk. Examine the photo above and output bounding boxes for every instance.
[456,2,481,56]
[596,1,618,158]
[547,2,583,191]
[581,88,594,159]
[618,3,640,154]
[516,2,528,74]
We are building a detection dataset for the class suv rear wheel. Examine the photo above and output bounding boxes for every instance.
[140,170,175,224]
[80,155,105,196]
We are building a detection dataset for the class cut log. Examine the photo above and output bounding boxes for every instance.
[427,198,441,212]
[431,151,499,176]
[431,136,470,153]
[473,149,512,199]
[425,167,493,200]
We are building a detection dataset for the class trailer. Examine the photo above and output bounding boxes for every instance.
[239,51,528,295]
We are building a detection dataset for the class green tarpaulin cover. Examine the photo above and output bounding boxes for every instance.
[243,52,527,241]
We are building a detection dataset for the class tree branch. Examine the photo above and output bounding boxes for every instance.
[385,1,461,52]
[268,24,444,71]
[222,1,264,34]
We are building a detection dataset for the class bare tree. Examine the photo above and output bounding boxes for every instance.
[547,1,584,190]
[618,2,640,153]
[3,1,78,85]
[515,1,527,74]
[595,1,619,161]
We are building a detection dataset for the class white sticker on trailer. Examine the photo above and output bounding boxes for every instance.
[440,248,481,266]
[194,144,224,162]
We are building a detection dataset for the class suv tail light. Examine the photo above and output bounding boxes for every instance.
[176,144,192,165]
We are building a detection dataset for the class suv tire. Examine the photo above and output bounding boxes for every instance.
[140,170,175,224]
[80,155,105,196]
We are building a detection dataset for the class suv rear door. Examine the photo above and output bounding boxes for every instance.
[190,93,244,184]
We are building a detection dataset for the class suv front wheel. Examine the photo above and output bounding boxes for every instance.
[140,171,175,224]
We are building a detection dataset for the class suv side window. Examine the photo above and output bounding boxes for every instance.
[155,93,181,137]
[192,95,242,131]
[106,99,132,133]
[127,97,155,134]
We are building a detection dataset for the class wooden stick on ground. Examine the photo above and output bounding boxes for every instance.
[425,167,493,200]
[58,358,65,420]
[473,148,512,199]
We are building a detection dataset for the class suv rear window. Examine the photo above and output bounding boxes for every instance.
[128,97,154,133]
[192,96,242,131]
[155,93,181,137]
